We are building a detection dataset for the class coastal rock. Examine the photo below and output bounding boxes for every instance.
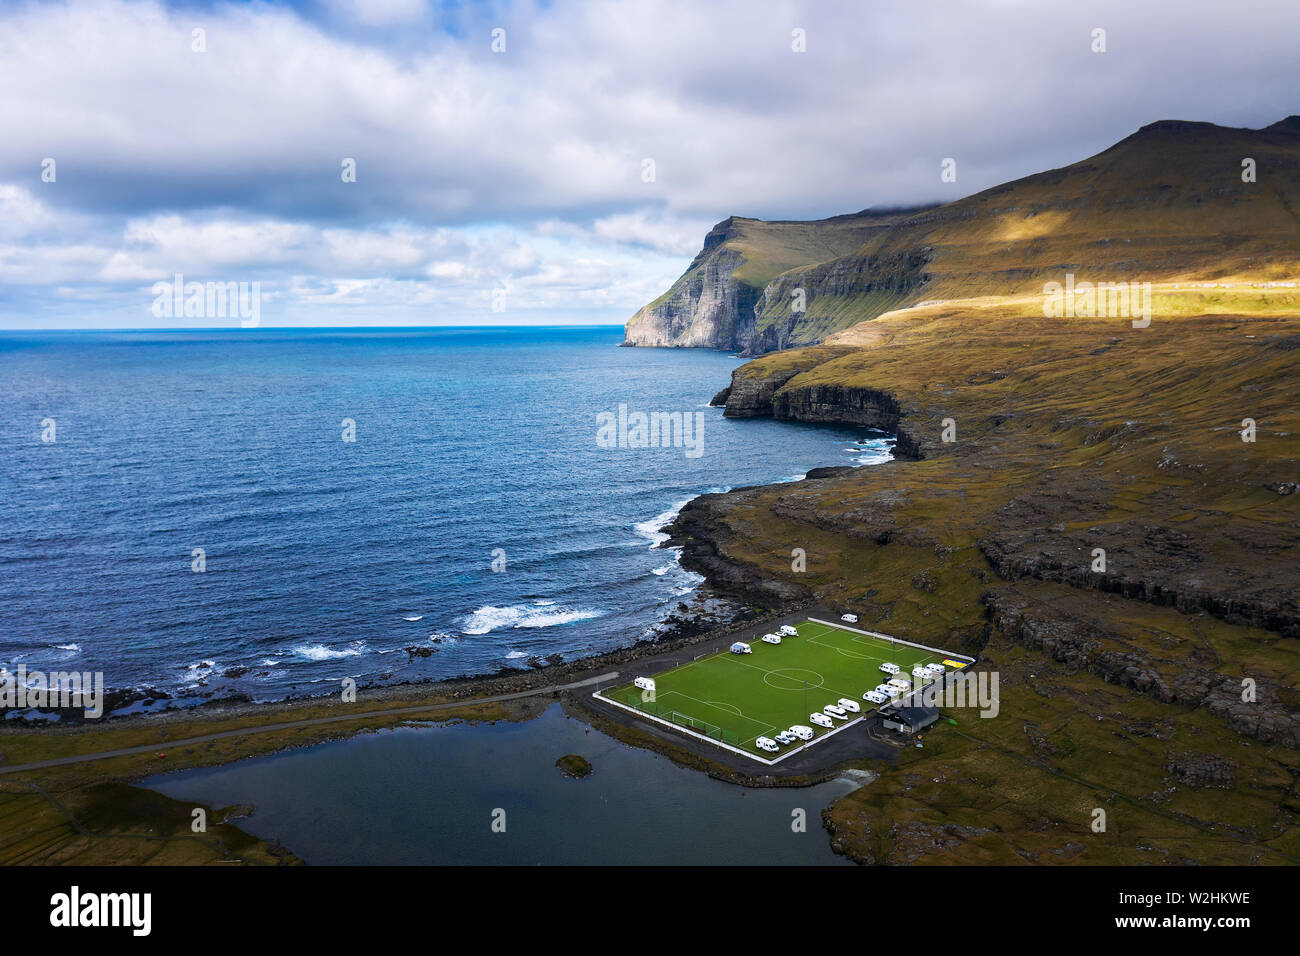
[1166,751,1236,789]
[804,466,856,480]
[623,220,760,350]
[721,367,807,418]
[771,383,902,432]
[980,493,1299,639]
[623,210,924,353]
[985,588,1300,748]
[666,488,810,608]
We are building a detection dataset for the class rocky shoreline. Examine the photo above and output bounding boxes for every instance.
[4,582,803,730]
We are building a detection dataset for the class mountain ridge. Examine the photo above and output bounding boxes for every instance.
[625,115,1300,355]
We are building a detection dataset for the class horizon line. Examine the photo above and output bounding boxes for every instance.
[0,323,630,333]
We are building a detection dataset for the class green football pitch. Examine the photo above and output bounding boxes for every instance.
[600,618,965,759]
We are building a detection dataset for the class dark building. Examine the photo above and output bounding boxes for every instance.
[881,705,940,735]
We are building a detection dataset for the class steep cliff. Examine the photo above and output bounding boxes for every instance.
[621,209,923,351]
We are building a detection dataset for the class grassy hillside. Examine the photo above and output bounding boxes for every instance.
[754,118,1300,345]
[680,304,1299,863]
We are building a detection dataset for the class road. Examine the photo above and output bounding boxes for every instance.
[0,671,619,776]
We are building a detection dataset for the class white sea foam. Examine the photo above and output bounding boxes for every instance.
[403,615,424,622]
[518,608,600,628]
[851,440,895,465]
[179,659,218,687]
[651,565,672,576]
[504,651,528,660]
[634,497,695,548]
[293,643,363,661]
[53,643,81,652]
[459,602,601,635]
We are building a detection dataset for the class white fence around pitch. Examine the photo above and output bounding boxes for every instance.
[807,618,976,664]
[592,689,867,766]
[593,617,974,764]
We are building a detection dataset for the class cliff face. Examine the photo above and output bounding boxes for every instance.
[711,346,927,457]
[620,218,760,349]
[621,210,922,352]
[712,347,848,417]
[745,247,933,355]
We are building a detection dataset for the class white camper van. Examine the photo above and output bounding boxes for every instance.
[810,712,834,728]
[779,625,798,637]
[633,677,656,692]
[840,613,859,624]
[729,641,751,654]
[761,633,781,645]
[836,697,861,713]
[756,737,779,753]
[887,677,912,691]
[879,662,900,675]
[862,690,889,705]
[789,725,814,741]
[823,704,849,720]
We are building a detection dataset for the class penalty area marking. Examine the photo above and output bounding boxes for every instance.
[762,667,826,691]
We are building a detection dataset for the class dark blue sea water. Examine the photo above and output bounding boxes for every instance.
[0,327,891,709]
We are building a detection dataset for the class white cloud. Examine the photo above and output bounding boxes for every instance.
[0,0,1297,326]
[327,0,429,27]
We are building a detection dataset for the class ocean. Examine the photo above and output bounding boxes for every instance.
[0,326,891,712]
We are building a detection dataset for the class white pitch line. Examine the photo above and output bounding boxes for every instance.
[704,700,742,716]
[664,690,770,731]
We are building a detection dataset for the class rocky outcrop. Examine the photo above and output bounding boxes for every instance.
[622,219,761,350]
[622,209,927,352]
[985,589,1300,748]
[714,347,853,417]
[1166,751,1236,789]
[746,247,934,355]
[717,359,924,460]
[979,496,1300,639]
[771,383,901,430]
[720,367,805,418]
[666,488,810,609]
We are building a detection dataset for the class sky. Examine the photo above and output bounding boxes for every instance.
[1,0,1297,329]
